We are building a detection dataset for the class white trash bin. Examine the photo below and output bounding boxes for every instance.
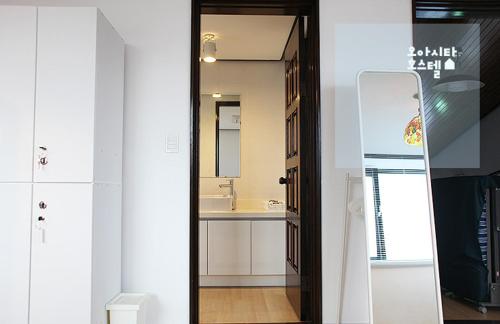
[106,293,148,324]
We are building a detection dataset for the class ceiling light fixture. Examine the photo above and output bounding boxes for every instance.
[432,74,485,93]
[202,33,217,63]
[212,93,222,98]
[431,46,485,93]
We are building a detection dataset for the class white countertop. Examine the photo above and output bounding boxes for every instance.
[199,208,285,220]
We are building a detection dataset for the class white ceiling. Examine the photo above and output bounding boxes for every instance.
[201,15,296,60]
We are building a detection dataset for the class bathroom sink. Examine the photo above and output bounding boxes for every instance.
[199,195,233,212]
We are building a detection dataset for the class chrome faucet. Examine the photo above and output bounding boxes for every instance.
[219,179,234,196]
[219,179,236,210]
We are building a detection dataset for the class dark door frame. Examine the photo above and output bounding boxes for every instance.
[190,1,322,323]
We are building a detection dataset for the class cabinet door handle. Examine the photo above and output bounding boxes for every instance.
[36,216,46,243]
[39,201,47,209]
[37,146,48,167]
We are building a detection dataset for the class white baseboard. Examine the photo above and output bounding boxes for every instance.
[200,275,285,287]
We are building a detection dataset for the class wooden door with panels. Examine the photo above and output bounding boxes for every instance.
[281,17,306,318]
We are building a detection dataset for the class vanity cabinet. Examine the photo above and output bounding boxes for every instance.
[199,221,208,275]
[201,218,286,285]
[251,220,286,275]
[208,221,252,275]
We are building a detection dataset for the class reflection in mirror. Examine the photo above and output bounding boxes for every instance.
[200,94,241,177]
[357,71,443,324]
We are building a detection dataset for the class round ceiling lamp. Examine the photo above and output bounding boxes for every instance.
[432,74,485,93]
[202,33,217,63]
[403,115,423,146]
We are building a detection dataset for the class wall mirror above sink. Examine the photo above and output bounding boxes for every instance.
[357,71,443,324]
[200,94,241,178]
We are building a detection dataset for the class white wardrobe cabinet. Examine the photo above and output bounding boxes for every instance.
[0,184,32,324]
[0,7,37,182]
[30,183,122,324]
[30,184,94,324]
[33,7,124,184]
[0,7,124,184]
[0,6,124,324]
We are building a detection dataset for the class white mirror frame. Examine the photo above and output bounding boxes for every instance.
[356,70,444,324]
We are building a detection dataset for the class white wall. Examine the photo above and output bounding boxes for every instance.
[320,1,413,323]
[200,61,286,203]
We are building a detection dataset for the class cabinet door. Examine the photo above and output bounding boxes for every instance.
[0,184,32,324]
[30,183,93,324]
[0,7,36,182]
[199,221,208,275]
[34,8,97,183]
[252,220,286,275]
[208,221,251,275]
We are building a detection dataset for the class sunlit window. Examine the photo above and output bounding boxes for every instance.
[365,170,434,262]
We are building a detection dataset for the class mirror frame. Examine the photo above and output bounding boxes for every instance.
[199,94,242,178]
[356,70,444,324]
[215,100,241,177]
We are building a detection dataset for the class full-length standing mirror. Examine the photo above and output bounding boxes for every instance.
[357,71,443,324]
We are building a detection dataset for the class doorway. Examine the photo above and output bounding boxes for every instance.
[190,1,321,323]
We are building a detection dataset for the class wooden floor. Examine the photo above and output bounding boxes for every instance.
[199,287,300,323]
[443,295,500,321]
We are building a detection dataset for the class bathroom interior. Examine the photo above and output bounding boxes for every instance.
[197,14,299,323]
